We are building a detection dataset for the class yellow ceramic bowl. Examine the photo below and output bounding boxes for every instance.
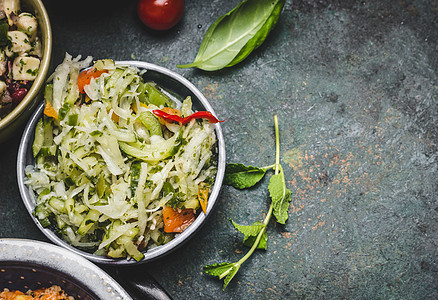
[0,0,52,143]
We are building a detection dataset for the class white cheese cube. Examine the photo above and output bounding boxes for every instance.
[16,13,38,39]
[0,51,7,76]
[29,37,42,58]
[5,31,32,56]
[12,56,40,81]
[0,81,6,95]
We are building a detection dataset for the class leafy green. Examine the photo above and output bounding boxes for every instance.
[204,115,291,290]
[268,167,292,224]
[204,263,240,290]
[0,21,10,47]
[130,161,142,193]
[224,163,267,189]
[231,219,267,249]
[177,0,286,71]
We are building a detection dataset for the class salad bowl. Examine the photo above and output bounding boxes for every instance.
[17,61,226,265]
[0,0,52,143]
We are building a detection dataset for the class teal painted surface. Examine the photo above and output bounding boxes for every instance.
[1,0,437,299]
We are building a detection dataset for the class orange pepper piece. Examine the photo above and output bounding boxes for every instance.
[43,101,58,120]
[161,107,181,116]
[110,111,119,123]
[198,182,210,214]
[156,107,181,125]
[162,206,196,233]
[77,67,107,93]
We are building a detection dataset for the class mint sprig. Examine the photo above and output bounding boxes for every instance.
[204,115,292,290]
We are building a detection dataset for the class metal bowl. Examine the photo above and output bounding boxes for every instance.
[0,238,133,299]
[0,0,52,143]
[17,61,226,265]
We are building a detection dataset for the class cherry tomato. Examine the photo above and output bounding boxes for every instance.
[137,0,184,31]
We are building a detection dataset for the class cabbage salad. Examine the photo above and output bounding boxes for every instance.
[25,54,218,261]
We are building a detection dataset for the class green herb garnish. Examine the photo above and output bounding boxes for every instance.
[204,115,292,290]
[177,0,285,71]
[0,21,10,47]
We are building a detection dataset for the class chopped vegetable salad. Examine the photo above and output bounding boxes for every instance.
[25,54,220,261]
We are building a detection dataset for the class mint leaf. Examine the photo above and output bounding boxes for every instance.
[223,265,240,290]
[268,172,292,224]
[224,163,266,189]
[231,219,267,250]
[203,115,292,291]
[204,262,240,290]
[204,262,235,277]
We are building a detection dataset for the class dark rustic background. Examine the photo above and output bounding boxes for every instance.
[1,0,437,299]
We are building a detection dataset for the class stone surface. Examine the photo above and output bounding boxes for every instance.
[0,0,437,299]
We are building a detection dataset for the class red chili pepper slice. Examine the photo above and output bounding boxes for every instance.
[152,109,183,123]
[152,109,224,125]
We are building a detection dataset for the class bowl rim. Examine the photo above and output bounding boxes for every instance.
[0,238,133,299]
[17,61,226,265]
[0,0,53,131]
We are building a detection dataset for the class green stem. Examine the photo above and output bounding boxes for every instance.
[236,203,273,266]
[261,115,280,172]
[273,115,288,202]
[235,115,280,267]
[274,115,280,176]
[261,164,276,171]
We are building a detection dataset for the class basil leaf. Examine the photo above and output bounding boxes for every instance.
[224,163,266,189]
[231,219,267,250]
[177,0,285,71]
[268,172,292,224]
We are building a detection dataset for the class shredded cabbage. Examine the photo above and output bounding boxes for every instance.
[25,54,218,261]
